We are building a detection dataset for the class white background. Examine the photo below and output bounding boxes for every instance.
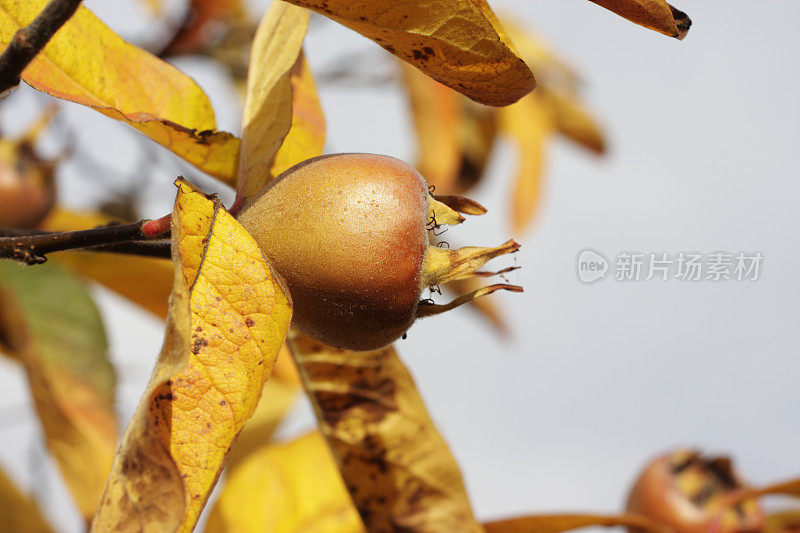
[1,1,799,530]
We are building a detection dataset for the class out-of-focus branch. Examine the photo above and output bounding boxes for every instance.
[0,0,83,97]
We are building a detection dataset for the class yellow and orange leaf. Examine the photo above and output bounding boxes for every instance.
[92,178,292,532]
[541,89,606,155]
[206,431,365,533]
[0,0,240,183]
[401,62,462,192]
[0,261,117,521]
[284,0,535,107]
[0,466,54,533]
[268,51,326,178]
[499,92,554,234]
[766,511,800,533]
[288,334,482,532]
[483,513,671,533]
[237,1,310,202]
[587,0,691,39]
[41,208,174,319]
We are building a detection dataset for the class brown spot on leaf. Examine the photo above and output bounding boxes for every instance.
[192,337,208,354]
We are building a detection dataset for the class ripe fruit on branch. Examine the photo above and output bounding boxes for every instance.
[625,449,763,533]
[237,153,521,351]
[0,112,58,229]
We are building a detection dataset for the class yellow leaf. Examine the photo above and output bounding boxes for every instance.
[288,334,482,532]
[500,19,582,93]
[0,261,117,521]
[41,208,174,319]
[587,0,691,39]
[237,1,310,202]
[401,62,462,192]
[499,92,554,234]
[268,51,326,178]
[540,88,606,155]
[483,513,671,533]
[206,431,365,533]
[284,0,535,106]
[225,344,299,469]
[92,178,292,532]
[0,466,54,533]
[0,1,240,183]
[766,511,800,533]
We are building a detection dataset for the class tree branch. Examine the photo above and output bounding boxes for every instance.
[0,220,170,264]
[0,0,83,97]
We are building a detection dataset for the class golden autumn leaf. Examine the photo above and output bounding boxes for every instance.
[92,178,292,532]
[498,92,554,234]
[288,334,482,532]
[237,1,310,202]
[206,431,365,533]
[401,62,462,192]
[540,88,606,155]
[267,51,326,178]
[0,466,54,533]
[283,0,535,107]
[0,0,240,183]
[766,511,800,533]
[587,0,691,40]
[483,513,671,533]
[0,261,117,521]
[41,208,174,319]
[225,344,300,469]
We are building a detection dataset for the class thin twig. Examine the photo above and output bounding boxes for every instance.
[0,219,170,264]
[0,0,83,97]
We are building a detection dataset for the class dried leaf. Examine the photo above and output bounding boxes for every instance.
[401,62,462,191]
[541,89,606,155]
[0,261,117,521]
[499,92,554,234]
[0,1,240,183]
[0,466,54,533]
[500,19,581,93]
[237,1,310,202]
[92,178,292,532]
[206,431,365,533]
[766,511,800,533]
[268,51,326,178]
[284,0,535,106]
[483,513,671,533]
[587,0,691,39]
[288,334,482,532]
[41,209,174,319]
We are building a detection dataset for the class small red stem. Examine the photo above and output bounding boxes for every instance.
[141,213,172,237]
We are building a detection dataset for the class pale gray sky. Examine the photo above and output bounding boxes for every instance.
[1,1,798,531]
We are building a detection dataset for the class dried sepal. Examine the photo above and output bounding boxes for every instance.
[421,240,520,287]
[416,283,523,318]
[432,194,488,216]
[429,196,466,227]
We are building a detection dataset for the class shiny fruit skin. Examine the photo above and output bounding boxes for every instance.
[237,153,429,351]
[626,451,763,533]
